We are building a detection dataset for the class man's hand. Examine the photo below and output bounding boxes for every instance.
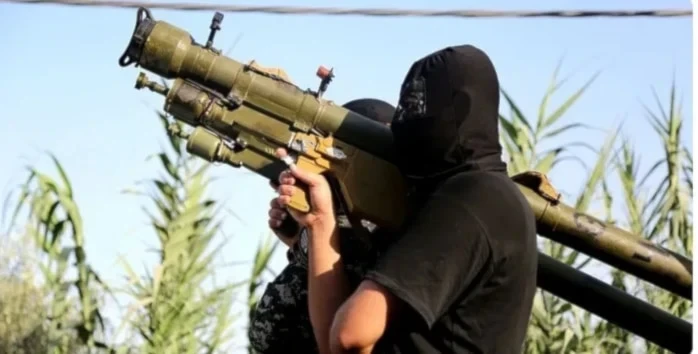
[274,148,336,232]
[275,148,344,353]
[267,191,300,247]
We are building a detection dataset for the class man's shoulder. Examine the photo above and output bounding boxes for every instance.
[438,170,535,235]
[439,170,523,204]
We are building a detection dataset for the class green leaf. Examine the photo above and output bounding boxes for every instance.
[542,71,600,129]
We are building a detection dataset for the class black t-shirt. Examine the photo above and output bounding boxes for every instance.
[365,170,538,354]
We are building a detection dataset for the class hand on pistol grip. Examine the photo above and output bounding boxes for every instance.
[268,180,301,245]
[286,182,312,214]
[270,181,310,241]
[273,164,314,216]
[274,149,335,230]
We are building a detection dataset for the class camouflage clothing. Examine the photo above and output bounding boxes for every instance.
[249,216,379,353]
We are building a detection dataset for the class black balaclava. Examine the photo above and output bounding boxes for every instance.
[391,45,507,185]
[343,98,395,126]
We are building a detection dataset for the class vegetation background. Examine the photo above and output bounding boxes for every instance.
[0,0,692,353]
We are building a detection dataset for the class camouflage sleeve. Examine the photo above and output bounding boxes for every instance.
[248,225,379,354]
[248,261,318,354]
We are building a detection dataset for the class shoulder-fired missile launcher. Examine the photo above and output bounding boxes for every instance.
[119,7,408,234]
[117,8,693,353]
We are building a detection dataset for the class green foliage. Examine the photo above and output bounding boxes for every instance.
[0,235,51,354]
[3,155,111,353]
[499,60,600,176]
[118,112,238,353]
[629,82,691,354]
[501,63,619,353]
[500,64,692,353]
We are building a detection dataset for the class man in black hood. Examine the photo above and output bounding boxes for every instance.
[274,45,537,353]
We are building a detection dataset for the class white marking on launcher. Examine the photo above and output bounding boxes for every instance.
[280,155,296,167]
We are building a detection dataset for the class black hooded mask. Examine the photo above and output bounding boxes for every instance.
[391,45,507,183]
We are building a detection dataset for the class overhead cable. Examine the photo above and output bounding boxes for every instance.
[0,0,692,19]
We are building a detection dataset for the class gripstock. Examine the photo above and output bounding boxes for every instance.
[118,8,692,352]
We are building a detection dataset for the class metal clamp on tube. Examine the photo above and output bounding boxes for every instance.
[186,127,241,167]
